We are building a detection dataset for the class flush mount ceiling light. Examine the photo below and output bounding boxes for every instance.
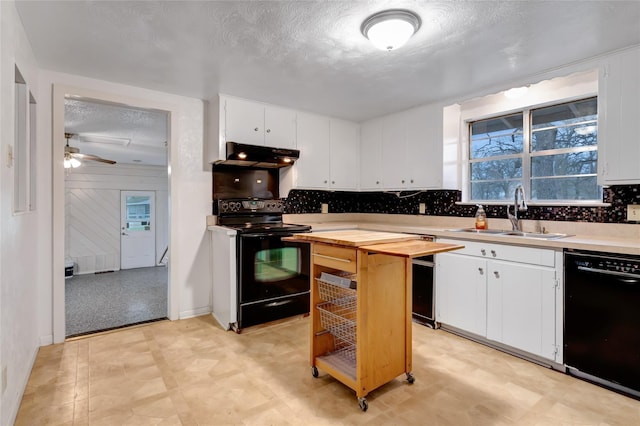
[361,9,421,51]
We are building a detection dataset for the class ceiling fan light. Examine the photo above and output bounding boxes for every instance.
[70,157,82,168]
[64,157,72,169]
[362,9,421,51]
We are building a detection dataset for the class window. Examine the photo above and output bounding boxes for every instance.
[469,97,599,203]
[14,66,37,213]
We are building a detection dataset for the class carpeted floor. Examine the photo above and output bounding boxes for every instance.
[65,266,168,337]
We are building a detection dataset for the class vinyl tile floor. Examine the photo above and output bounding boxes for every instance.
[16,315,640,425]
[65,266,168,337]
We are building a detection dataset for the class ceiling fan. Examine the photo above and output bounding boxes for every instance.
[64,133,116,168]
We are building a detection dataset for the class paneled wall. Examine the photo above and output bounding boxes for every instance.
[65,163,168,274]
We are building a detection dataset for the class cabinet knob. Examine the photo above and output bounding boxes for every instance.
[481,249,486,256]
[478,267,484,275]
[324,180,328,184]
[493,271,500,278]
[491,250,497,257]
[332,181,335,184]
[266,129,271,133]
[376,181,380,185]
[402,180,405,184]
[254,127,259,132]
[411,179,414,183]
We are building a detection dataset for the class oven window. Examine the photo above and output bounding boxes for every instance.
[254,247,301,282]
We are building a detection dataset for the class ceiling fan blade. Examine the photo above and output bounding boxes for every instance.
[73,153,116,165]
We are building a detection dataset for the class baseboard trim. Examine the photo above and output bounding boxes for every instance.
[179,306,211,319]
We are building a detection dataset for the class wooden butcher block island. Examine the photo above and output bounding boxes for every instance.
[287,230,463,411]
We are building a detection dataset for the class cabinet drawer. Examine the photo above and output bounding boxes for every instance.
[437,238,555,267]
[313,244,357,273]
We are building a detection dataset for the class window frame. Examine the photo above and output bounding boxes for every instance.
[464,96,602,205]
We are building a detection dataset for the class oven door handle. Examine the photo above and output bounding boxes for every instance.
[240,232,295,238]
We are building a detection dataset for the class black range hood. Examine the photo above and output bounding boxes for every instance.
[215,142,300,168]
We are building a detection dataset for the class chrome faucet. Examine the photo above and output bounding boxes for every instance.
[507,185,528,231]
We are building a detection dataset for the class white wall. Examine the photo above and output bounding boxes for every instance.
[65,163,169,274]
[0,2,42,424]
[38,71,212,344]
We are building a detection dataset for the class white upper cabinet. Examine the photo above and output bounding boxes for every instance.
[295,112,331,188]
[223,96,296,149]
[381,112,408,189]
[329,119,359,190]
[264,105,297,149]
[360,118,384,190]
[294,114,359,190]
[405,104,443,189]
[365,105,443,191]
[599,47,640,185]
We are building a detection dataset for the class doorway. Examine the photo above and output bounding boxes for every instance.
[61,96,170,338]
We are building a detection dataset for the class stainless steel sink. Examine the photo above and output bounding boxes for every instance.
[447,228,571,239]
[499,231,572,239]
[446,228,508,234]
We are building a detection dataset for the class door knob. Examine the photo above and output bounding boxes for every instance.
[254,127,259,132]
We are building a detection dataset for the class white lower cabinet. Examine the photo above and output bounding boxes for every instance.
[436,238,562,364]
[436,253,487,337]
[486,260,558,360]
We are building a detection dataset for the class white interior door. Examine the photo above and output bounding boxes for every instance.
[121,191,156,269]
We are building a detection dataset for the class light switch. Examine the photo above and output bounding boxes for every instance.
[321,203,329,214]
[419,203,426,214]
[627,205,640,221]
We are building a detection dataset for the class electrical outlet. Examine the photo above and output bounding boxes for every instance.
[321,203,329,214]
[2,366,7,394]
[627,205,640,221]
[419,203,426,214]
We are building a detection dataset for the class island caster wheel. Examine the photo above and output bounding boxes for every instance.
[311,366,319,378]
[406,372,415,384]
[358,397,368,412]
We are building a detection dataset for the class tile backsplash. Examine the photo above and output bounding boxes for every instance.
[284,185,640,224]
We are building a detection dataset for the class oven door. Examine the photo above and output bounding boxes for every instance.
[237,232,310,328]
[238,232,310,302]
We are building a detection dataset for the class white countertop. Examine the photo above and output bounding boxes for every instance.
[281,214,640,256]
[207,213,640,255]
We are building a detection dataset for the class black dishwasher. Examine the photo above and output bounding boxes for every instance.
[564,249,640,399]
[412,235,437,328]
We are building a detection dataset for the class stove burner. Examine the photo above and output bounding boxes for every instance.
[216,198,310,234]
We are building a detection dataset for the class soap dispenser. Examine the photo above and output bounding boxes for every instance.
[475,204,487,230]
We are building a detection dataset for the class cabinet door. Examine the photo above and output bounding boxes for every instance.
[381,113,407,190]
[224,97,264,145]
[436,253,487,337]
[329,119,359,190]
[360,118,384,190]
[486,260,557,360]
[264,106,297,149]
[405,104,443,189]
[600,48,640,184]
[295,112,330,188]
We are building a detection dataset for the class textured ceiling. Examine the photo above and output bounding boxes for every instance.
[65,99,168,166]
[15,1,640,122]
